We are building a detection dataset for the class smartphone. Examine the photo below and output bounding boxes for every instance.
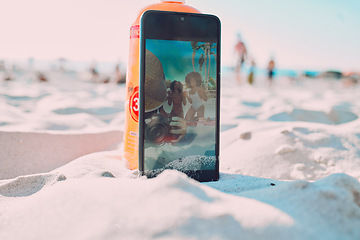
[139,10,220,182]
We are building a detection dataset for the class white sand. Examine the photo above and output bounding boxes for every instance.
[1,70,360,239]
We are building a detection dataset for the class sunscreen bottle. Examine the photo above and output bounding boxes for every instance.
[124,0,200,170]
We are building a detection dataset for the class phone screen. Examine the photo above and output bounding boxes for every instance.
[139,11,220,181]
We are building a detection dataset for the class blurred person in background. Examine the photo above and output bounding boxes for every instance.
[90,62,99,82]
[234,33,247,84]
[267,58,275,88]
[247,59,256,85]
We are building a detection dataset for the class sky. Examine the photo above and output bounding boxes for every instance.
[1,0,359,72]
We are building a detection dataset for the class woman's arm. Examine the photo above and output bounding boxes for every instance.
[167,91,173,105]
[184,91,192,103]
[182,92,187,105]
[198,87,208,101]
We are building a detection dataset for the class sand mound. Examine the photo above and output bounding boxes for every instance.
[0,131,123,180]
[1,151,360,239]
[268,108,358,125]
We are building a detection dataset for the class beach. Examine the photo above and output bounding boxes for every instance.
[1,68,360,239]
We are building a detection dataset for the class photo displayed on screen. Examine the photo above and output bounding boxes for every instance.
[143,39,217,173]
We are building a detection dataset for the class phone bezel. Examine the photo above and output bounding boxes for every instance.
[139,10,221,182]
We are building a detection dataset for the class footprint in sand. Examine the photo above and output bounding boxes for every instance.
[268,108,358,125]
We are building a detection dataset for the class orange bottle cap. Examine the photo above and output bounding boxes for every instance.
[160,0,185,3]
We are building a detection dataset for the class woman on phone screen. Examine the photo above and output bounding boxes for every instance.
[184,72,208,123]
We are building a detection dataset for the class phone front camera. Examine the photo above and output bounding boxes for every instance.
[180,17,185,22]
